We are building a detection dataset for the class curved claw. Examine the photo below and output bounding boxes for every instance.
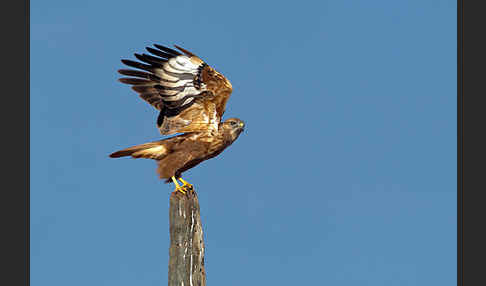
[175,185,187,194]
[179,178,194,192]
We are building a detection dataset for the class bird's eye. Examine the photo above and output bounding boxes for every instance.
[230,121,237,126]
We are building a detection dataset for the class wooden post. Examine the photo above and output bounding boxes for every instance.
[168,189,206,286]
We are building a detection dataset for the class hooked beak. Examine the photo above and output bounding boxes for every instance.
[239,121,245,132]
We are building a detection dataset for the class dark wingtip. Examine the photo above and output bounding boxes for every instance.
[134,53,144,61]
[118,77,151,85]
[146,46,172,59]
[154,44,182,56]
[174,45,195,57]
[118,69,151,78]
[120,59,153,72]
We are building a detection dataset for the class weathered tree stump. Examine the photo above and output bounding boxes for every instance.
[168,189,206,286]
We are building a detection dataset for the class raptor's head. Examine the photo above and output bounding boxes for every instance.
[221,118,245,142]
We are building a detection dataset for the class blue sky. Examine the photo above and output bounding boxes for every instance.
[31,1,457,285]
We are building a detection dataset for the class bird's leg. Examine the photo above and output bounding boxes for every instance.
[178,177,194,192]
[171,176,186,194]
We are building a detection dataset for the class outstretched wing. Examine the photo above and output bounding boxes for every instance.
[118,44,233,135]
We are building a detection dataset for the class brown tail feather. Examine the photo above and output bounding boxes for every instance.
[109,141,170,160]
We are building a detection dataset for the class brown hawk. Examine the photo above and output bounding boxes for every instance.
[109,44,245,194]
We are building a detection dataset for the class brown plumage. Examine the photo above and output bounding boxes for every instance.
[110,118,244,183]
[110,44,244,190]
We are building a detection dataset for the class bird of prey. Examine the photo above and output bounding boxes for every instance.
[109,44,245,194]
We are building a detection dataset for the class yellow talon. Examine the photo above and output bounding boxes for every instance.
[179,178,193,191]
[171,176,186,194]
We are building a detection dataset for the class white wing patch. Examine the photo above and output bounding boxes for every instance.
[150,55,207,106]
[208,106,219,131]
[159,116,192,135]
